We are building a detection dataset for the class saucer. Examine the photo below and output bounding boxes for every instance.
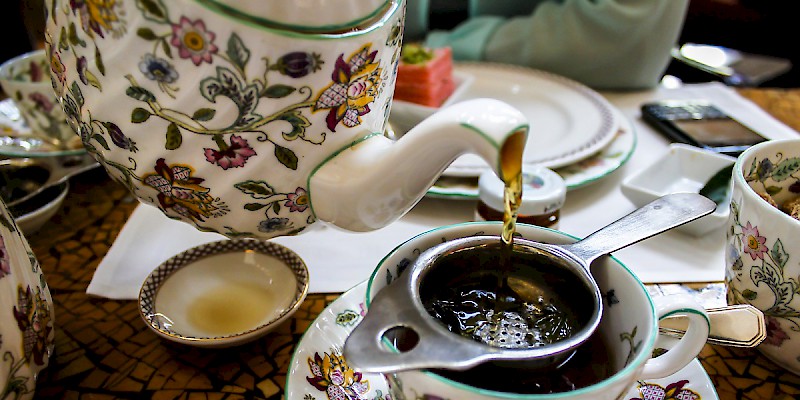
[285,281,720,400]
[139,239,309,348]
[426,110,636,199]
[434,63,620,176]
[0,98,85,157]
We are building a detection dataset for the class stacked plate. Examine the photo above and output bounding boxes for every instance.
[389,63,637,199]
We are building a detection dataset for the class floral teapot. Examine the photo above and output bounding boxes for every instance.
[44,0,529,239]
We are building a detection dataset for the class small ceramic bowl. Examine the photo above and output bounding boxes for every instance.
[0,98,85,158]
[139,239,309,348]
[621,144,736,236]
[388,71,475,135]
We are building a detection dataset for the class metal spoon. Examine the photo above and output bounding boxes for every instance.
[659,304,766,348]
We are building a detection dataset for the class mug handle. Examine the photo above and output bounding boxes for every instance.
[639,295,710,380]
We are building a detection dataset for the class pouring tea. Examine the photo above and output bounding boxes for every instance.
[44,0,528,239]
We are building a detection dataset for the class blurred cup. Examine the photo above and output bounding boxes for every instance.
[726,138,800,375]
[0,49,75,148]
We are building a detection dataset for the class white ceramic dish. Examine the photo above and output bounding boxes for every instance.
[426,110,636,199]
[285,281,719,400]
[139,239,309,348]
[389,70,475,134]
[399,62,619,176]
[621,144,736,236]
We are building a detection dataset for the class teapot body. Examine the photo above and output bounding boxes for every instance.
[0,201,55,399]
[45,0,405,238]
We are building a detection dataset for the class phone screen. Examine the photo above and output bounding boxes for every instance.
[672,118,766,147]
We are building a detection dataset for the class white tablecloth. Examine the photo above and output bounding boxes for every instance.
[87,82,799,298]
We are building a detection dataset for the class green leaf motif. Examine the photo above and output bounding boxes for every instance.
[766,186,783,196]
[136,0,170,23]
[68,22,86,47]
[165,122,182,150]
[244,203,267,211]
[235,180,276,199]
[226,33,250,71]
[699,164,733,206]
[772,239,789,270]
[772,158,800,182]
[137,28,158,41]
[131,108,151,123]
[263,84,296,99]
[93,134,110,150]
[94,45,106,75]
[192,108,216,122]
[84,69,102,90]
[126,86,156,102]
[161,39,172,59]
[335,310,360,326]
[58,27,69,50]
[275,144,298,170]
[272,202,281,214]
[277,110,310,141]
[70,81,84,107]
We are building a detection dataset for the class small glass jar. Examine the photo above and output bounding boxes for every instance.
[475,166,567,229]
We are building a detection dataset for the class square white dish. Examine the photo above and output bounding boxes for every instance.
[621,143,737,236]
[388,70,474,135]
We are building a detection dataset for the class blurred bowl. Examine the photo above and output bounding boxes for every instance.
[0,98,85,158]
[10,181,69,234]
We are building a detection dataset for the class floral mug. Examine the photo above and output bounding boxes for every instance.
[726,138,800,375]
[44,0,528,240]
[0,199,56,399]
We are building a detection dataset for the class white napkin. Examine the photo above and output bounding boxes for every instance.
[87,82,799,299]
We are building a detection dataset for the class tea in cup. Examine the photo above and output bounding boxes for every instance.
[0,49,77,150]
[353,222,710,399]
[726,138,800,375]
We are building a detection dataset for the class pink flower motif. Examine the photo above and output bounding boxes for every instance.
[170,16,218,66]
[765,316,790,346]
[204,135,256,170]
[285,187,309,212]
[1,237,10,279]
[741,221,768,261]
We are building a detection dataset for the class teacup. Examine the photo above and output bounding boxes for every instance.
[0,196,56,399]
[0,49,76,149]
[359,222,710,399]
[725,138,800,375]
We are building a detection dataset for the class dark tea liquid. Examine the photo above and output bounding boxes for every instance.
[430,332,613,394]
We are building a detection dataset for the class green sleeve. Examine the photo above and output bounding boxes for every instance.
[425,0,690,90]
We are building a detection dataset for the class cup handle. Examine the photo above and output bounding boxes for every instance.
[639,295,710,380]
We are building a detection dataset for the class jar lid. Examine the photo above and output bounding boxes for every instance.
[478,167,567,216]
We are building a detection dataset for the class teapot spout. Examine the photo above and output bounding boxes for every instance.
[309,98,528,232]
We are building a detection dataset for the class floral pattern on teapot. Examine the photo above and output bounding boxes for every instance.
[45,0,404,238]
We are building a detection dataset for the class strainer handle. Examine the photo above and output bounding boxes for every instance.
[559,193,716,265]
[343,277,492,373]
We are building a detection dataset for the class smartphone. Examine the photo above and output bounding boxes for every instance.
[640,100,767,156]
[672,43,792,86]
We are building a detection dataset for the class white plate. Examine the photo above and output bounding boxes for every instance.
[437,63,619,176]
[427,110,636,199]
[285,281,719,400]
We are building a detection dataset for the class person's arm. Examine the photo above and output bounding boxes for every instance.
[425,0,690,89]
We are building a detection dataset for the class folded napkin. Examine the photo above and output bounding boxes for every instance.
[87,82,799,299]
